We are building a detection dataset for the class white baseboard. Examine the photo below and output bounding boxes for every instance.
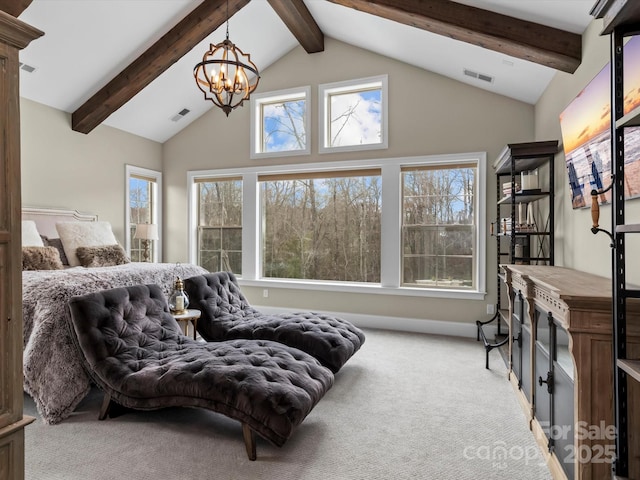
[255,305,494,339]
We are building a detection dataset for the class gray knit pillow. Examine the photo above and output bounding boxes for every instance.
[42,236,69,265]
[76,244,130,268]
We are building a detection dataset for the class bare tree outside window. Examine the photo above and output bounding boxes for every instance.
[251,87,311,159]
[402,165,476,289]
[329,88,381,147]
[191,154,483,292]
[129,177,153,262]
[320,75,388,153]
[197,179,242,274]
[261,172,381,282]
[262,99,306,153]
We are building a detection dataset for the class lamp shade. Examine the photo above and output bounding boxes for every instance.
[134,223,159,241]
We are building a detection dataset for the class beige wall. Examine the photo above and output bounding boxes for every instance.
[535,20,640,284]
[163,38,534,325]
[17,21,638,328]
[20,98,162,243]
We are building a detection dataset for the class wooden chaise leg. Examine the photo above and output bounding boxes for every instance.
[98,393,112,420]
[242,423,257,461]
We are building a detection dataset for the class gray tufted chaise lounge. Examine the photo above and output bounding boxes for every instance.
[184,272,365,373]
[66,283,333,460]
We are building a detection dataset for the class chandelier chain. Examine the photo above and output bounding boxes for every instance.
[225,0,229,41]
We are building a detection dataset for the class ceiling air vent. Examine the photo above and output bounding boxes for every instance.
[19,62,37,73]
[170,108,191,122]
[463,68,494,84]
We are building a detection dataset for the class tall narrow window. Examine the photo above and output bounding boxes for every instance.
[401,164,476,289]
[197,177,243,274]
[251,86,311,159]
[260,169,381,282]
[319,75,388,154]
[126,166,161,262]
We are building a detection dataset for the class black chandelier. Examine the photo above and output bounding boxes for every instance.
[193,2,260,117]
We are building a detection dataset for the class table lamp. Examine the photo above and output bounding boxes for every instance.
[134,223,158,262]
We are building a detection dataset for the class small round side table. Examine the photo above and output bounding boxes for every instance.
[171,309,201,340]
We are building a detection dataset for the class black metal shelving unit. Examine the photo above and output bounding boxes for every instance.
[589,2,640,478]
[477,141,557,369]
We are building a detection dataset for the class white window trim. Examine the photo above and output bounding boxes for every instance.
[250,86,311,159]
[319,74,388,154]
[126,164,163,262]
[188,152,486,300]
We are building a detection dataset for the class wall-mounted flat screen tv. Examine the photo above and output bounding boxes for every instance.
[559,35,640,209]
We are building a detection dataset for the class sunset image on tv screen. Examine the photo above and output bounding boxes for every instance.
[559,36,640,209]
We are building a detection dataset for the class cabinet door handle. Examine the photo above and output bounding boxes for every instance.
[538,372,554,394]
[513,332,522,348]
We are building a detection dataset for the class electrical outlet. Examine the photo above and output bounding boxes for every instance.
[263,289,269,298]
[487,304,495,315]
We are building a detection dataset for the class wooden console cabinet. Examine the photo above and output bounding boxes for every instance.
[501,265,640,480]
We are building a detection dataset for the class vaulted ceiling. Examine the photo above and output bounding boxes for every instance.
[16,0,596,143]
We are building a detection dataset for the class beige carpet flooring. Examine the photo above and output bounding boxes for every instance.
[24,328,553,480]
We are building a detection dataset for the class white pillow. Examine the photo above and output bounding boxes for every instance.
[22,220,44,247]
[56,221,118,267]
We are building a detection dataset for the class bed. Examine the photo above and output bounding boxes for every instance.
[21,207,207,424]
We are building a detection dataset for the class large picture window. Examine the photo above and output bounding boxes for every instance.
[260,170,381,282]
[189,153,485,299]
[319,75,388,154]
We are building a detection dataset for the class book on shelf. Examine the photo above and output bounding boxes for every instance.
[500,218,537,234]
[502,181,521,197]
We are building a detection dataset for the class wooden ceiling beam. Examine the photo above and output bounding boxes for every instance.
[267,0,324,53]
[327,0,582,73]
[72,0,250,135]
[0,0,32,17]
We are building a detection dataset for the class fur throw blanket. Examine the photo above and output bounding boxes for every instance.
[22,262,207,424]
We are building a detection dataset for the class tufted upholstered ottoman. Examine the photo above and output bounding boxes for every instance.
[184,272,366,373]
[67,283,333,460]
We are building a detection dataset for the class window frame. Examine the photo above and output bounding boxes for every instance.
[194,176,243,274]
[318,74,388,154]
[188,152,486,300]
[250,86,311,159]
[400,163,478,289]
[125,165,162,262]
